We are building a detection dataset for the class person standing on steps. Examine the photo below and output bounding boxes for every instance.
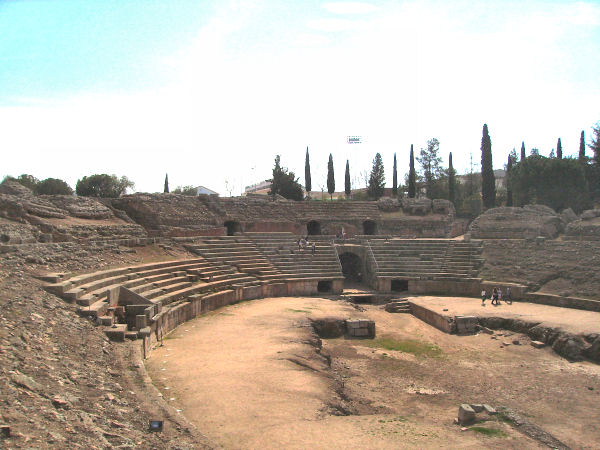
[505,287,512,304]
[311,243,315,255]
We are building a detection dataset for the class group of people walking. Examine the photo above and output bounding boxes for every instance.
[296,237,316,255]
[481,287,512,306]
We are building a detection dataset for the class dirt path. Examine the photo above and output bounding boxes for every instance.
[146,297,600,449]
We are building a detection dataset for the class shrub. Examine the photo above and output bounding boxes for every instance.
[76,174,134,198]
[35,178,73,195]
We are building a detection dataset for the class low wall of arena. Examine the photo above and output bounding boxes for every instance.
[408,301,454,333]
[141,277,344,357]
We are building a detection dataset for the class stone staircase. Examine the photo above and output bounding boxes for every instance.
[384,299,411,313]
[245,232,343,282]
[368,239,483,281]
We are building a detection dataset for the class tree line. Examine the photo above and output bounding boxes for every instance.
[269,121,600,216]
[1,173,134,198]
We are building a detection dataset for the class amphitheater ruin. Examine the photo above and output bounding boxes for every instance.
[1,179,600,448]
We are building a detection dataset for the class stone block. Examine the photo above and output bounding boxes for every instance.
[353,328,369,337]
[346,320,360,329]
[470,404,484,413]
[138,327,151,337]
[99,316,113,326]
[531,340,546,349]
[458,404,476,425]
[135,314,147,330]
[482,404,496,415]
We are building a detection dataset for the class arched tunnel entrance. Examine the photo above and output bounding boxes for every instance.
[307,220,321,235]
[363,220,377,235]
[224,221,241,236]
[339,252,363,283]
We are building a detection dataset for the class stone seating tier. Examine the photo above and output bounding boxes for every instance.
[368,239,483,281]
[247,232,343,281]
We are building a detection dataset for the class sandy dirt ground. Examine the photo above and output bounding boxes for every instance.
[146,296,600,449]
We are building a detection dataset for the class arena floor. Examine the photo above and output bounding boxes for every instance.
[146,296,600,449]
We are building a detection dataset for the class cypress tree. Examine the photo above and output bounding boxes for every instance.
[521,142,526,160]
[408,145,416,198]
[579,130,586,161]
[345,160,351,197]
[448,152,455,205]
[367,153,385,199]
[506,153,513,207]
[164,173,169,193]
[481,124,496,209]
[392,153,398,197]
[591,123,600,164]
[304,147,312,194]
[557,138,563,159]
[327,153,335,199]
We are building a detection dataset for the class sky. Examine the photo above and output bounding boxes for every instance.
[1,0,599,196]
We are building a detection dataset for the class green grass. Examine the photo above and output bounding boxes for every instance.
[469,426,507,437]
[363,337,442,357]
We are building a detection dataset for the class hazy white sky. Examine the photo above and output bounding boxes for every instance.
[1,0,599,195]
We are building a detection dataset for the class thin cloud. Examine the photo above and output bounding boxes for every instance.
[322,2,379,15]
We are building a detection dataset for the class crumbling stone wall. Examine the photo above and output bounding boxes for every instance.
[468,205,564,239]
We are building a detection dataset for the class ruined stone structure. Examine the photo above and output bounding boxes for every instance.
[2,182,600,352]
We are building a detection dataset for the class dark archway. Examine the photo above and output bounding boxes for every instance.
[317,280,332,293]
[224,221,241,236]
[363,220,377,235]
[391,279,408,292]
[307,220,321,235]
[339,252,363,282]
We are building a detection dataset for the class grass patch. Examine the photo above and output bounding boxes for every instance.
[469,426,507,437]
[364,337,442,357]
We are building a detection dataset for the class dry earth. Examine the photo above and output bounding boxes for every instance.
[146,296,600,449]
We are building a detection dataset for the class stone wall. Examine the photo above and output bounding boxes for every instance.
[408,301,454,333]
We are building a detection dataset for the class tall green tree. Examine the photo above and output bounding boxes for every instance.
[506,152,515,206]
[448,152,456,205]
[557,138,563,159]
[327,153,335,199]
[579,130,586,162]
[408,145,416,198]
[481,124,496,208]
[269,155,304,200]
[304,147,312,194]
[521,141,526,160]
[590,123,600,164]
[392,153,398,197]
[417,138,442,199]
[344,160,351,197]
[164,173,169,193]
[367,153,385,199]
[76,174,134,198]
